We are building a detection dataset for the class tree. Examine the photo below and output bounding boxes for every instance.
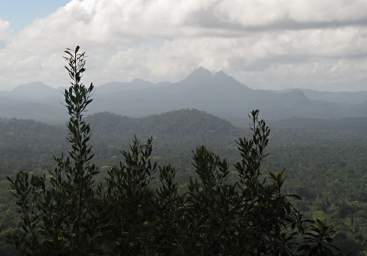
[153,165,184,255]
[104,136,157,255]
[8,46,100,255]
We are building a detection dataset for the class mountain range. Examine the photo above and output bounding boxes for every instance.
[1,67,366,125]
[2,108,367,177]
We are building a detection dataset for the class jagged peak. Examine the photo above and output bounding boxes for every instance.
[185,67,214,80]
[214,70,227,76]
[214,70,238,81]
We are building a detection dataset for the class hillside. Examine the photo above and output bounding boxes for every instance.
[0,109,240,176]
[88,109,238,138]
[2,109,367,177]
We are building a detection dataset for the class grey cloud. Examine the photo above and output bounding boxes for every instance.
[229,51,367,73]
[187,7,367,34]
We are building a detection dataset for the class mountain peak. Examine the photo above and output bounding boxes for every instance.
[185,67,213,81]
[214,70,235,80]
[13,82,54,93]
[9,82,59,102]
[215,70,226,76]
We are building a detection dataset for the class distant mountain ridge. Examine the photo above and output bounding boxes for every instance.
[1,68,367,124]
[272,116,367,131]
[301,89,367,104]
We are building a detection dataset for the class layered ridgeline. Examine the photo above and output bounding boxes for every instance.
[1,68,367,124]
[2,108,367,178]
[0,109,240,178]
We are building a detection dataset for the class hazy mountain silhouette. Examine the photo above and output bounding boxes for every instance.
[1,68,366,124]
[301,89,367,104]
[272,116,367,131]
[2,82,63,103]
[87,109,238,138]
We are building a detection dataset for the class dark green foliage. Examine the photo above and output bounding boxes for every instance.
[300,220,339,256]
[184,146,238,255]
[153,165,183,255]
[104,137,158,255]
[7,172,44,255]
[8,46,100,255]
[7,46,343,256]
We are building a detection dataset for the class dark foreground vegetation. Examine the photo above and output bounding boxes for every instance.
[2,47,347,255]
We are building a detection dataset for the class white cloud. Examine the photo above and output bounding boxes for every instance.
[0,0,367,90]
[0,19,10,42]
[213,0,367,27]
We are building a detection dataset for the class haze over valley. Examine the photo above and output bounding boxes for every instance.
[1,67,367,126]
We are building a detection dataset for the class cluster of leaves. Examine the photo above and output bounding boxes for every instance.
[8,46,342,256]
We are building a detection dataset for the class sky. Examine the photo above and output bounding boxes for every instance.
[0,0,367,91]
[0,0,69,30]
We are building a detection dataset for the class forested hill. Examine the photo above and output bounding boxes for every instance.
[88,109,239,138]
[0,109,240,177]
[2,109,367,179]
[0,118,65,175]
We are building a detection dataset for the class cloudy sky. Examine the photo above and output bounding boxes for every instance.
[0,0,367,91]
